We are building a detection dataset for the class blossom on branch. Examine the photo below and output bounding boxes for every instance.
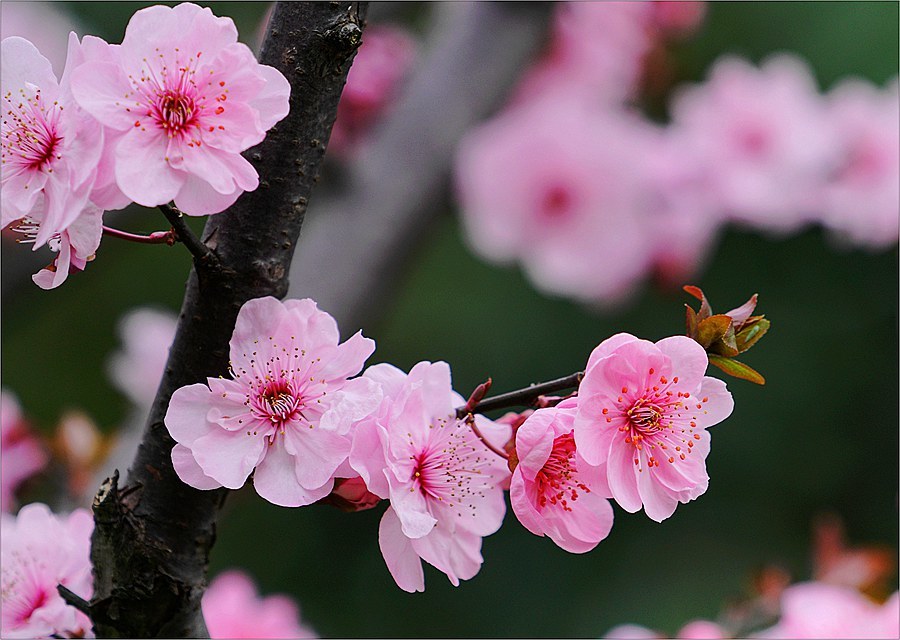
[70,2,290,215]
[574,333,734,522]
[166,296,379,507]
[0,503,93,639]
[509,401,614,553]
[349,361,509,592]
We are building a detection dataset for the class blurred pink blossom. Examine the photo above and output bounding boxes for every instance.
[0,503,93,639]
[455,97,658,304]
[349,361,509,592]
[509,402,614,553]
[650,1,707,37]
[819,78,899,248]
[107,307,178,408]
[756,582,899,639]
[166,296,378,506]
[330,25,417,156]
[0,1,83,76]
[605,619,725,639]
[71,2,290,215]
[202,570,316,639]
[573,333,733,522]
[669,54,839,233]
[1,391,47,512]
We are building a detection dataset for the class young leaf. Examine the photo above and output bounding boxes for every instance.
[708,354,766,385]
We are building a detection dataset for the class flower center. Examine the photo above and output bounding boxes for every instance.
[253,380,305,427]
[152,90,197,134]
[627,400,663,434]
[2,88,63,172]
[536,433,589,512]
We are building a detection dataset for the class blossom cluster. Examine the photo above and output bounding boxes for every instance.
[454,2,899,304]
[165,296,733,592]
[1,2,290,289]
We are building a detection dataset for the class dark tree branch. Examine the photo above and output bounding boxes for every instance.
[85,4,367,637]
[287,2,552,331]
[159,203,215,264]
[455,371,585,419]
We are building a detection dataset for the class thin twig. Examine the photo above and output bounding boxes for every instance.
[57,584,91,616]
[102,225,175,245]
[456,371,585,419]
[159,203,215,262]
[464,413,509,460]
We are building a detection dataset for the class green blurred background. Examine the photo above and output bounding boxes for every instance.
[1,2,897,637]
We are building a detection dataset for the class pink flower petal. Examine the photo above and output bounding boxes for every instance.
[165,383,218,445]
[253,438,332,507]
[172,443,222,490]
[115,128,184,206]
[378,507,425,593]
[192,428,266,490]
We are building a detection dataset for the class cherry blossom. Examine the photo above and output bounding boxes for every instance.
[0,503,93,639]
[605,620,725,639]
[509,401,614,553]
[574,333,734,522]
[70,2,290,215]
[330,25,417,156]
[455,96,657,303]
[166,296,379,507]
[202,570,317,639]
[756,582,899,639]
[349,361,509,592]
[669,54,838,233]
[0,1,84,76]
[819,78,899,248]
[108,307,178,408]
[1,35,103,249]
[0,391,47,512]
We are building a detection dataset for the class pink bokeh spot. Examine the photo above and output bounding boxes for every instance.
[0,503,94,639]
[166,297,379,507]
[574,333,734,522]
[1,391,48,512]
[202,570,317,639]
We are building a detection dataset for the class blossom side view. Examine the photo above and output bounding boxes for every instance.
[509,400,614,553]
[70,2,290,215]
[0,391,47,512]
[574,333,734,522]
[349,361,510,592]
[166,296,379,507]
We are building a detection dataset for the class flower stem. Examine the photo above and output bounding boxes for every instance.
[102,225,175,245]
[463,413,509,460]
[455,371,584,419]
[159,203,215,263]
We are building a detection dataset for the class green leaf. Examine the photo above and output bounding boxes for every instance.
[735,317,771,353]
[696,314,733,349]
[708,354,766,385]
[710,322,739,357]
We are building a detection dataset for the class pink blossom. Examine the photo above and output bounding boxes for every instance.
[1,391,47,512]
[166,297,379,507]
[0,503,93,639]
[756,582,899,639]
[349,361,509,592]
[509,402,614,553]
[669,54,838,233]
[2,35,104,249]
[573,333,734,522]
[27,197,103,290]
[70,2,290,215]
[108,307,178,408]
[455,96,658,304]
[202,570,316,639]
[330,25,417,156]
[650,2,707,37]
[818,78,899,248]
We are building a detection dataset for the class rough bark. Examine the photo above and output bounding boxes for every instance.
[81,3,367,637]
